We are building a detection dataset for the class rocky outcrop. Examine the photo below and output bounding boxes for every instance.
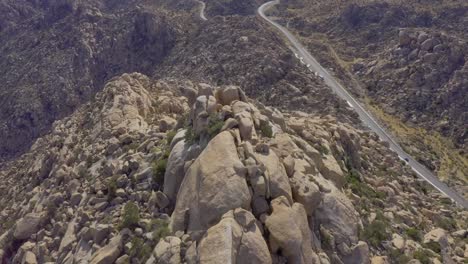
[0,76,465,264]
[170,131,251,234]
[198,209,271,264]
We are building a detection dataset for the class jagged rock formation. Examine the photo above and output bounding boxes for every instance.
[0,74,466,263]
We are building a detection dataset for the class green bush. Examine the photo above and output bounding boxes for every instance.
[207,116,224,139]
[346,169,385,201]
[152,158,167,187]
[424,241,441,253]
[152,219,171,243]
[259,121,273,138]
[129,237,152,262]
[120,202,140,230]
[413,248,432,264]
[435,216,456,231]
[166,130,177,145]
[389,249,411,264]
[184,126,199,144]
[405,228,421,242]
[107,176,118,201]
[360,215,390,247]
[316,144,329,155]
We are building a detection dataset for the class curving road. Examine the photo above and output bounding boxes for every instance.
[196,0,207,21]
[258,0,468,209]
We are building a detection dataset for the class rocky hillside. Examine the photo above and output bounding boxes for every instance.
[0,0,195,160]
[272,0,468,194]
[1,73,466,264]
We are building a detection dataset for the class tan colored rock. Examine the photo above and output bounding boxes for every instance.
[216,86,246,106]
[423,228,448,246]
[171,131,251,233]
[289,173,322,215]
[315,175,359,249]
[13,213,45,240]
[321,154,345,188]
[392,233,405,250]
[89,235,123,264]
[345,241,370,264]
[22,251,38,264]
[255,150,293,203]
[153,236,181,264]
[371,256,389,264]
[199,209,271,264]
[265,196,320,263]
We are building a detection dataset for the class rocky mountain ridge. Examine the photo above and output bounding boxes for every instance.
[1,73,466,264]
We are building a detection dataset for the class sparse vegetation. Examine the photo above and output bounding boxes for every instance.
[435,216,456,231]
[120,202,140,230]
[184,126,199,145]
[151,219,171,243]
[389,249,411,264]
[207,115,224,139]
[405,227,422,242]
[413,248,433,264]
[166,130,177,145]
[424,241,441,254]
[152,159,168,187]
[107,176,118,201]
[259,121,273,138]
[360,211,391,247]
[129,237,152,262]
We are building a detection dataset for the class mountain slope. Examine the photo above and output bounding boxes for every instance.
[0,73,466,263]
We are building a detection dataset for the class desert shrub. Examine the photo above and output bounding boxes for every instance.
[346,169,385,200]
[184,126,199,144]
[207,116,224,139]
[424,241,441,253]
[316,144,329,155]
[166,130,177,145]
[405,227,421,242]
[413,248,432,264]
[129,237,152,262]
[389,249,411,264]
[152,159,167,187]
[360,212,390,247]
[435,216,456,231]
[107,176,118,201]
[259,121,273,138]
[152,219,171,243]
[120,202,140,230]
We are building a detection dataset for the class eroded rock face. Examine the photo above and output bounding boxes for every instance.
[171,131,251,233]
[198,209,271,264]
[265,196,320,264]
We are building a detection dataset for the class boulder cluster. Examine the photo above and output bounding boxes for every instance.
[0,73,466,264]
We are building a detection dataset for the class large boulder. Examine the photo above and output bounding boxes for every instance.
[171,131,251,233]
[13,212,46,240]
[216,86,246,106]
[314,175,360,255]
[289,172,322,216]
[153,236,182,264]
[89,235,123,264]
[265,196,320,263]
[163,139,189,202]
[198,209,271,264]
[255,149,293,203]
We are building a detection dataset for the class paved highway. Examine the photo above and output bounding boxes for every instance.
[258,0,468,209]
